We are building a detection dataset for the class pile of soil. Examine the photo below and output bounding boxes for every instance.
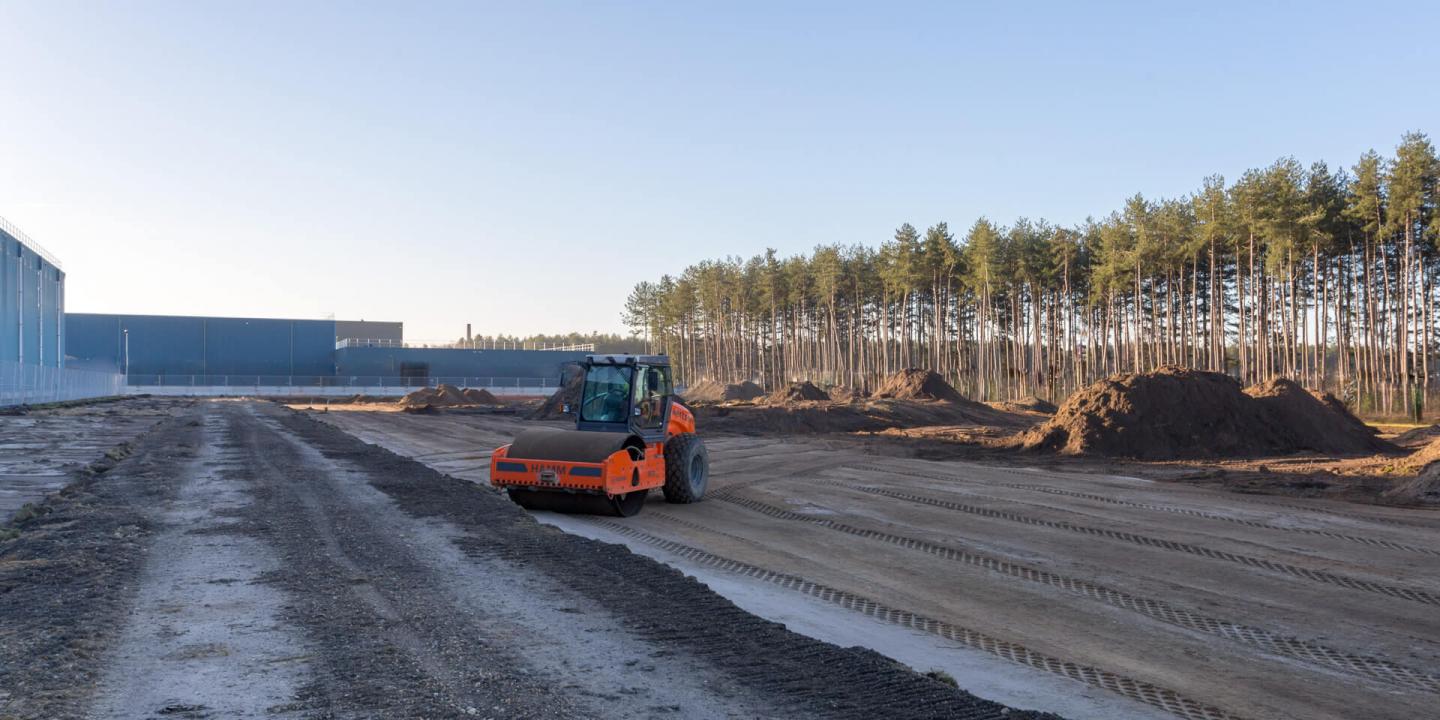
[694,395,1033,436]
[827,385,864,403]
[1391,424,1440,448]
[874,369,966,403]
[1383,433,1440,504]
[530,364,586,420]
[683,379,765,403]
[988,396,1059,414]
[1384,465,1440,504]
[765,381,830,404]
[1243,379,1388,455]
[398,384,502,408]
[462,388,500,404]
[1019,368,1395,460]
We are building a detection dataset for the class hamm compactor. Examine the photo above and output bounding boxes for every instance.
[490,354,708,516]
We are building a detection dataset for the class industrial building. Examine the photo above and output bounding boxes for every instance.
[0,219,65,368]
[64,312,586,394]
[0,217,123,404]
[0,214,579,402]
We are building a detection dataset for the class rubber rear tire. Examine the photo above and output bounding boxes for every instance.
[663,433,708,503]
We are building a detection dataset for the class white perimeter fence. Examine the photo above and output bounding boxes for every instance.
[0,360,125,407]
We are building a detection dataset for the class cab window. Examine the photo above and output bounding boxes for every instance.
[579,365,632,423]
[634,365,671,430]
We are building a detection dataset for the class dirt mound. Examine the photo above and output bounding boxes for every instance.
[695,396,1034,436]
[1384,464,1440,504]
[399,384,502,408]
[988,396,1058,414]
[530,364,586,420]
[827,385,864,403]
[1391,424,1440,447]
[462,388,501,404]
[765,381,831,404]
[1243,379,1390,456]
[434,384,467,404]
[398,387,440,407]
[1019,368,1395,460]
[874,369,966,403]
[1392,434,1440,473]
[683,379,765,403]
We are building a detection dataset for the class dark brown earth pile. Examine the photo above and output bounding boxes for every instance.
[695,396,1032,435]
[1384,465,1440,504]
[765,381,831,404]
[1020,367,1395,460]
[1391,435,1440,474]
[827,385,864,403]
[1391,424,1440,448]
[683,379,766,403]
[530,364,585,420]
[398,387,440,407]
[1243,378,1391,455]
[461,388,501,404]
[1383,433,1440,503]
[989,395,1059,414]
[874,369,967,403]
[399,385,502,408]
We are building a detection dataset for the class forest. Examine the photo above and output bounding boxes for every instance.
[623,132,1439,416]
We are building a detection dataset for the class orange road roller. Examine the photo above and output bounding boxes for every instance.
[490,354,708,516]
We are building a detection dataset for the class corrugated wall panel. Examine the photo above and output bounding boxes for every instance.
[0,235,13,363]
[0,228,64,368]
[334,347,586,379]
[66,314,337,377]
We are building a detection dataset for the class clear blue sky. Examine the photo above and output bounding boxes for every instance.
[1,1,1433,340]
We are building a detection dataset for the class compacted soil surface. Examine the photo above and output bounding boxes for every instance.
[318,407,1440,720]
[0,399,1051,720]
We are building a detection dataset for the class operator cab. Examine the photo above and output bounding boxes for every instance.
[573,355,675,441]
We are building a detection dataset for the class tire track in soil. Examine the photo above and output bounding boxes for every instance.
[586,519,1246,720]
[703,487,1440,694]
[998,482,1440,558]
[230,405,583,720]
[833,480,1440,607]
[274,407,1062,720]
[851,462,1440,531]
[849,464,1440,555]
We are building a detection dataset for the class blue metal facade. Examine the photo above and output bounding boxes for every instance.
[65,313,338,377]
[334,347,586,381]
[0,226,65,368]
[66,313,582,383]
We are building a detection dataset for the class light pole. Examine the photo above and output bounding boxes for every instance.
[123,329,129,378]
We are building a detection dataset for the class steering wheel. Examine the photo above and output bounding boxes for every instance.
[582,393,608,416]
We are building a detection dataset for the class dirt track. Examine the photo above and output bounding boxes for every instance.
[315,407,1440,720]
[1,399,1050,720]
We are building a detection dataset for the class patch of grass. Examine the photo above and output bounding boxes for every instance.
[924,669,958,688]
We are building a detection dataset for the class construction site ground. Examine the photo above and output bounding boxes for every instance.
[308,403,1440,720]
[0,398,1054,720]
[4,397,1439,720]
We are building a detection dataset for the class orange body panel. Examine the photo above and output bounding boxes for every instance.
[490,441,667,497]
[667,402,695,437]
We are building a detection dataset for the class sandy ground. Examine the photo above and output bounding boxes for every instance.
[311,407,1440,720]
[0,399,1044,720]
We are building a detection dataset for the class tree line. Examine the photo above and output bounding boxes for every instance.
[623,132,1439,416]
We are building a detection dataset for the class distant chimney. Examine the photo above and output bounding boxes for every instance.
[465,323,472,342]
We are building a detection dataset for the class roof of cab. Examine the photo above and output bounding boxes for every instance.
[584,354,671,366]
